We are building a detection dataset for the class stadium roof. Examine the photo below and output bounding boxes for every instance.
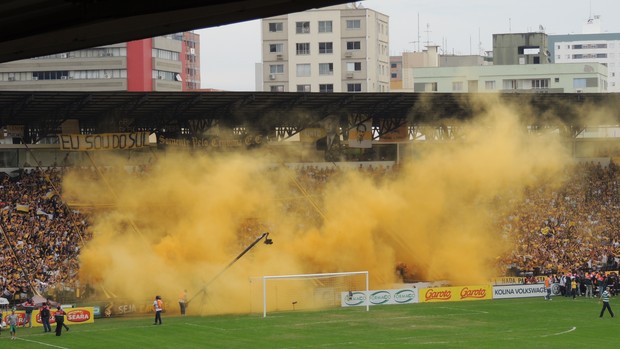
[2,91,620,141]
[0,0,350,63]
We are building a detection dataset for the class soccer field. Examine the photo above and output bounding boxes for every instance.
[2,296,616,348]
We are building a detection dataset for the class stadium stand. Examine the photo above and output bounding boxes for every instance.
[0,160,619,305]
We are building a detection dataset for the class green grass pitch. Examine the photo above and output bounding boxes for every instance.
[2,296,616,348]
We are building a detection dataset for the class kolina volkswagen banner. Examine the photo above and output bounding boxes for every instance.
[492,284,551,299]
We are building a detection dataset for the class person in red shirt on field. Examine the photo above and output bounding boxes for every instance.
[54,306,67,336]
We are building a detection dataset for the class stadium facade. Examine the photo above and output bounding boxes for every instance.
[0,32,201,92]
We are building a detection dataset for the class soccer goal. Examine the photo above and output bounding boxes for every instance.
[251,271,369,317]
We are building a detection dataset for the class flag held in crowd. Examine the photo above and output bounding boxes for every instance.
[16,204,30,212]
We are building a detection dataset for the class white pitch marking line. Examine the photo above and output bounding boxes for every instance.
[540,326,576,337]
[16,337,71,349]
[439,306,489,314]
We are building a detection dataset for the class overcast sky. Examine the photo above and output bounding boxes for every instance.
[197,0,620,91]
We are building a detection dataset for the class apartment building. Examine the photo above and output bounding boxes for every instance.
[261,3,389,92]
[412,63,607,93]
[0,32,200,92]
[549,17,620,92]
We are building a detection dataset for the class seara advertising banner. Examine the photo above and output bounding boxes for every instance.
[31,307,95,327]
[341,288,419,307]
[421,285,492,303]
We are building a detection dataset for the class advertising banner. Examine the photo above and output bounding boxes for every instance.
[492,284,548,299]
[300,128,326,143]
[491,276,545,285]
[59,132,150,151]
[420,285,492,303]
[341,288,419,307]
[30,307,95,327]
[378,124,408,142]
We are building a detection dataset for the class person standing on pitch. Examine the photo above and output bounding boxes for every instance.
[40,302,52,333]
[23,298,35,328]
[153,295,163,325]
[54,306,67,336]
[8,309,18,340]
[544,275,552,300]
[599,286,615,318]
[179,289,188,316]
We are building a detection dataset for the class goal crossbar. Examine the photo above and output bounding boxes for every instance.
[261,271,369,317]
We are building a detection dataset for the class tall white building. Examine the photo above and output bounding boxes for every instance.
[260,3,389,93]
[549,16,620,92]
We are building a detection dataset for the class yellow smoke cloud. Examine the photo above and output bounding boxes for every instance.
[64,95,573,315]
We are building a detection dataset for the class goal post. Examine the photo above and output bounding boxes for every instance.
[256,271,369,317]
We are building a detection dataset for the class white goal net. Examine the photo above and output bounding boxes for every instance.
[250,271,369,317]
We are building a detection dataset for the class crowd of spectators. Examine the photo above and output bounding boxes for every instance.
[0,167,89,304]
[0,159,619,304]
[498,160,620,276]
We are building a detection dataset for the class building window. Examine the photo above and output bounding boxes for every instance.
[318,21,332,33]
[269,22,283,32]
[297,84,311,92]
[346,62,362,71]
[152,49,180,61]
[269,43,284,53]
[555,78,560,83]
[270,85,284,92]
[296,64,311,77]
[269,64,284,74]
[153,70,181,81]
[573,78,586,89]
[414,82,437,92]
[452,81,464,91]
[32,71,69,80]
[573,77,598,89]
[391,63,397,68]
[391,73,397,78]
[319,42,333,54]
[346,19,361,29]
[319,63,334,75]
[319,84,334,93]
[531,79,549,89]
[346,41,361,50]
[573,53,608,59]
[347,83,362,92]
[296,21,310,34]
[503,80,519,90]
[485,81,496,90]
[572,43,608,49]
[296,43,310,55]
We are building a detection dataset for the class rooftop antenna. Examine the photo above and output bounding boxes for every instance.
[509,18,511,33]
[417,13,421,52]
[478,27,482,56]
[408,13,421,52]
[424,23,432,47]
